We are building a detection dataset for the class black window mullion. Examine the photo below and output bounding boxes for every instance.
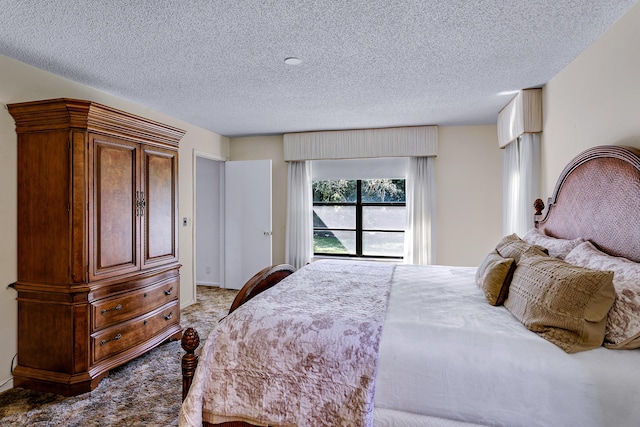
[355,180,363,256]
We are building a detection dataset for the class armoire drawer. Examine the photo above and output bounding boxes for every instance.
[91,277,178,332]
[91,301,179,363]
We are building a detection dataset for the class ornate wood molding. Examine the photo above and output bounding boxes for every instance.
[8,98,185,147]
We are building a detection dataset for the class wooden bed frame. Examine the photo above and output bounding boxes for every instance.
[181,145,640,427]
[534,145,640,262]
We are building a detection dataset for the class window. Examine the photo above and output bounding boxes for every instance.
[312,179,406,258]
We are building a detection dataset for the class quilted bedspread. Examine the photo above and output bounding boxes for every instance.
[179,259,395,427]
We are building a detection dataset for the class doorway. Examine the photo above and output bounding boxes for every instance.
[194,155,224,289]
[193,153,273,302]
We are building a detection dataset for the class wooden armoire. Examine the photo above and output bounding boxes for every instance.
[8,98,184,396]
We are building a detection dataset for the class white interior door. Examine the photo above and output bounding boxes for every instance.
[224,160,272,290]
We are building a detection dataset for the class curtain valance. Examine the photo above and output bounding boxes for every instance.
[497,89,542,148]
[284,126,437,161]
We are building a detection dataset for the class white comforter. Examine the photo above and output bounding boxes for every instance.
[181,261,640,427]
[374,264,640,427]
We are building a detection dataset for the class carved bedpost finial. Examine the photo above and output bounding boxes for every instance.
[181,327,200,353]
[533,198,545,216]
[533,198,545,229]
[181,327,200,401]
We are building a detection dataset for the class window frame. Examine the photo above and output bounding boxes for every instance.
[312,179,405,259]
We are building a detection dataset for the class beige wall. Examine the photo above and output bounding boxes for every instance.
[230,125,504,269]
[0,54,229,392]
[542,2,640,196]
[436,125,503,266]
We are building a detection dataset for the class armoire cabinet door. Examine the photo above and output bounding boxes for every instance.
[89,135,141,280]
[142,146,178,268]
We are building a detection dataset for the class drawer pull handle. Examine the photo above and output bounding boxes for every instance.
[164,287,173,296]
[100,334,122,346]
[101,304,122,315]
[164,311,174,321]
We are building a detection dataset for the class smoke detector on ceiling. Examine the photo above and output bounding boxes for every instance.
[284,57,302,65]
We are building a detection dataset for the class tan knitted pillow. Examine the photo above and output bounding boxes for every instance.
[495,233,548,263]
[505,248,615,353]
[476,251,516,306]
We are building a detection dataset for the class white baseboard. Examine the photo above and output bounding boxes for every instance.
[0,377,13,393]
[196,281,221,287]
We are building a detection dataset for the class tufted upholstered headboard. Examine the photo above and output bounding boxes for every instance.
[535,145,640,263]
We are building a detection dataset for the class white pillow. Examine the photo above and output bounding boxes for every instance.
[523,228,584,259]
[565,241,640,349]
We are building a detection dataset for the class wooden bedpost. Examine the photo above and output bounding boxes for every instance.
[533,198,545,228]
[181,327,200,401]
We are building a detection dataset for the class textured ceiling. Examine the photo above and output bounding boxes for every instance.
[0,1,636,137]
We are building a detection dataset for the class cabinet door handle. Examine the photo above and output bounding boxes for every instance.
[101,304,122,315]
[135,191,146,216]
[164,287,173,296]
[164,311,173,321]
[100,333,122,346]
[139,191,146,216]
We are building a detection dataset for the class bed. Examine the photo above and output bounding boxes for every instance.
[179,145,640,427]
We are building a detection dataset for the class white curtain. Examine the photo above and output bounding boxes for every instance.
[404,156,436,265]
[502,133,541,237]
[285,161,313,269]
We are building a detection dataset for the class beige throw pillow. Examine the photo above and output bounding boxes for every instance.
[476,251,516,306]
[495,233,548,263]
[505,248,615,353]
